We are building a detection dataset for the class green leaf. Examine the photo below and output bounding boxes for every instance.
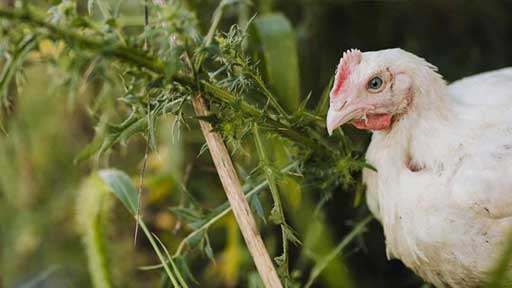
[249,194,266,222]
[252,13,300,112]
[274,253,286,267]
[315,76,334,116]
[283,224,302,246]
[98,169,138,215]
[175,256,199,284]
[0,35,39,115]
[74,133,105,163]
[187,229,206,249]
[75,118,147,163]
[169,206,205,227]
[268,205,283,225]
[203,233,216,263]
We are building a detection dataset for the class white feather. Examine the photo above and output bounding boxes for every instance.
[362,49,512,287]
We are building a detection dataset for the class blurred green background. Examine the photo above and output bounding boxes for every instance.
[1,0,511,287]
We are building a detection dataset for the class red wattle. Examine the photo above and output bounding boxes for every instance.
[352,114,392,130]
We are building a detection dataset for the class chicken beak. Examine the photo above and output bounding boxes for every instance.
[326,103,361,135]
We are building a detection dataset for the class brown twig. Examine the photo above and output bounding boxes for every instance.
[192,94,283,288]
[153,0,281,284]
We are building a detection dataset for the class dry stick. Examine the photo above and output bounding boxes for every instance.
[155,0,280,285]
[192,94,283,288]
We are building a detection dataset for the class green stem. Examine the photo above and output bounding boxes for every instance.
[204,1,224,46]
[253,124,289,277]
[336,127,352,156]
[0,8,169,76]
[302,111,325,124]
[138,219,181,287]
[152,232,190,288]
[247,70,289,117]
[195,0,229,71]
[238,1,249,32]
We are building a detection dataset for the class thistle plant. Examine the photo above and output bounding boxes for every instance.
[0,0,373,287]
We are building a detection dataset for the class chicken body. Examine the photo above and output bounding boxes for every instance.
[365,66,512,288]
[327,49,512,287]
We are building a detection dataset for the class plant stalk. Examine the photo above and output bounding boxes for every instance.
[192,94,283,288]
[253,123,291,280]
[138,220,181,287]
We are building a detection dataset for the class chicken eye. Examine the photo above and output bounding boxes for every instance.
[367,76,383,91]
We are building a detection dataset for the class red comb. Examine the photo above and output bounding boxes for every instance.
[330,49,362,99]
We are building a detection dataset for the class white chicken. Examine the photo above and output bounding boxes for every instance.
[326,48,512,287]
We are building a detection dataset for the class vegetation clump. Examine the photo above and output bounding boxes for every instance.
[0,1,372,287]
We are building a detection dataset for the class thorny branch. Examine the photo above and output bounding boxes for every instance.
[0,7,335,156]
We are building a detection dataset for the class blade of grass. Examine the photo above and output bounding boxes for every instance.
[99,169,138,214]
[138,220,181,287]
[314,76,333,116]
[152,232,190,288]
[251,13,300,113]
[98,169,183,287]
